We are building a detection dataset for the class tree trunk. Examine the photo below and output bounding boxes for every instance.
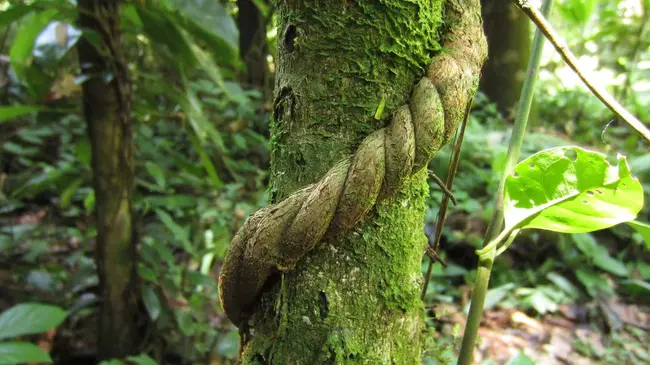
[244,1,439,363]
[218,1,486,363]
[479,0,531,119]
[77,0,142,359]
[237,0,270,92]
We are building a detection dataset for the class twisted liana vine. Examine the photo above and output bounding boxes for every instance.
[219,0,488,327]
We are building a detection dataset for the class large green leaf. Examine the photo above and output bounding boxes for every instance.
[10,10,60,90]
[167,0,238,64]
[0,1,74,28]
[135,5,245,104]
[557,0,597,25]
[0,105,42,123]
[627,220,650,250]
[504,146,643,234]
[0,303,67,340]
[0,342,52,365]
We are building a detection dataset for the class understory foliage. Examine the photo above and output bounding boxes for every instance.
[0,0,649,364]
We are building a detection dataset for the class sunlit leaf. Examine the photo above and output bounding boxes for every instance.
[0,303,67,340]
[504,147,643,233]
[0,342,52,365]
[557,0,597,25]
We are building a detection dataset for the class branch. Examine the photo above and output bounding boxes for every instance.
[514,0,650,143]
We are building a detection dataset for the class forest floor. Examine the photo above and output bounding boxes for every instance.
[434,298,650,364]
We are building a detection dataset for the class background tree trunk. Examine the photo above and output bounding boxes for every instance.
[239,1,444,363]
[77,0,142,359]
[237,0,270,92]
[479,0,532,119]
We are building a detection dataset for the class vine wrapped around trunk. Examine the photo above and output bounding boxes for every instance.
[220,0,487,328]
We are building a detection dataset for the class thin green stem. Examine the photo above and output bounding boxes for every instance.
[456,1,554,364]
[496,229,521,257]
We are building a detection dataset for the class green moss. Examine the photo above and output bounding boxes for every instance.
[243,1,445,363]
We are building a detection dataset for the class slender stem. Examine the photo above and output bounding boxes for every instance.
[456,1,553,364]
[495,229,521,257]
[421,101,472,298]
[513,0,650,143]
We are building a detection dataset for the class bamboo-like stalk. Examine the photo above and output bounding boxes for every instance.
[456,1,554,364]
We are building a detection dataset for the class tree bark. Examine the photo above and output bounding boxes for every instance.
[77,0,142,359]
[479,0,531,119]
[239,1,444,363]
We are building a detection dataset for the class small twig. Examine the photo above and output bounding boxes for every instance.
[513,0,650,143]
[428,171,458,206]
[421,100,472,299]
[425,246,448,268]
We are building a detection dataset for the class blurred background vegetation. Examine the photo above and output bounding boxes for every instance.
[0,0,648,364]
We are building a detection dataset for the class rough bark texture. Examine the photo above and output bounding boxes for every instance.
[479,0,531,118]
[77,0,142,359]
[243,1,442,363]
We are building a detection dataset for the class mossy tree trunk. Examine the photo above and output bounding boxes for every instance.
[77,0,142,359]
[479,0,532,119]
[239,1,445,363]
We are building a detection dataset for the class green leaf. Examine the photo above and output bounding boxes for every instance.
[136,6,197,67]
[627,220,650,250]
[73,138,92,166]
[0,303,67,340]
[187,123,223,190]
[154,209,194,254]
[60,177,85,209]
[0,105,43,123]
[141,286,162,322]
[145,162,167,189]
[619,279,650,297]
[504,147,643,234]
[98,360,123,365]
[557,0,596,25]
[483,283,515,310]
[126,354,158,365]
[10,10,60,91]
[505,352,535,365]
[167,0,238,64]
[546,272,580,298]
[0,6,37,27]
[572,234,629,277]
[575,269,613,297]
[0,342,52,365]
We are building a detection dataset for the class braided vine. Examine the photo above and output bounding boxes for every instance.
[219,0,488,327]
